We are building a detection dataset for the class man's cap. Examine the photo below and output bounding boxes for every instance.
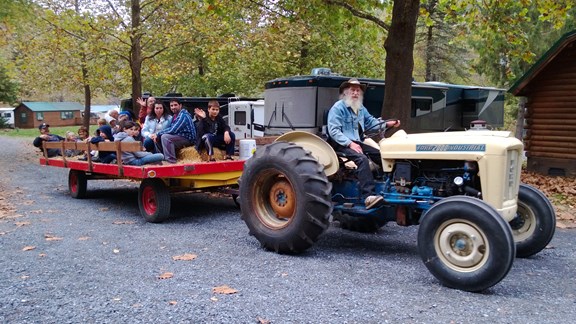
[38,123,50,130]
[339,78,367,93]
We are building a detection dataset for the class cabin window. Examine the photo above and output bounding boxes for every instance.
[36,112,44,120]
[60,111,74,120]
[411,98,433,117]
[234,111,247,125]
[20,112,27,124]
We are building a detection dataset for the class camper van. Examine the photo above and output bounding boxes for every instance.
[0,108,15,128]
[260,71,505,135]
[227,100,265,139]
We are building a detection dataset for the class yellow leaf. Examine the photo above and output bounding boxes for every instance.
[172,253,197,261]
[212,285,239,295]
[22,246,35,251]
[158,272,174,279]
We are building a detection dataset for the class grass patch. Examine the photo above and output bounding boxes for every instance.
[0,126,89,139]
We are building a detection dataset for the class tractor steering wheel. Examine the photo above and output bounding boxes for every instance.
[364,118,400,138]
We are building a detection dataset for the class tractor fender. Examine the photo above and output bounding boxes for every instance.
[275,131,339,176]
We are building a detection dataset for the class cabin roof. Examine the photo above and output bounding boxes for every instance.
[509,30,576,96]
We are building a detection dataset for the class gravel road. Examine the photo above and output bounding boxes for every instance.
[1,135,576,323]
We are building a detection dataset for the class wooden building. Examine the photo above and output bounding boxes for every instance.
[509,30,576,177]
[13,102,83,129]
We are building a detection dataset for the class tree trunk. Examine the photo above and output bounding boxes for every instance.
[82,61,91,131]
[424,0,437,82]
[382,0,420,133]
[130,0,142,115]
[76,0,91,131]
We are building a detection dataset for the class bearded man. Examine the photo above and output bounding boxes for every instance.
[327,78,400,209]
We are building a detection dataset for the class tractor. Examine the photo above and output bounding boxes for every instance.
[239,121,556,292]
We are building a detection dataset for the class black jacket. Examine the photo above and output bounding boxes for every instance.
[33,133,64,157]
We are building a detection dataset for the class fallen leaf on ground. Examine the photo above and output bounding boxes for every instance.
[158,272,174,279]
[212,285,239,295]
[39,253,46,257]
[22,246,35,251]
[257,317,271,324]
[99,207,109,211]
[15,221,31,227]
[45,233,63,241]
[112,220,135,225]
[113,248,120,254]
[78,236,90,241]
[172,253,197,261]
[210,297,218,302]
[169,301,177,305]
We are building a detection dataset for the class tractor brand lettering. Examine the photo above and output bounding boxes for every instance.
[416,144,486,152]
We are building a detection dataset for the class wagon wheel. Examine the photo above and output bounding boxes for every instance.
[138,178,171,223]
[239,141,332,254]
[418,196,515,292]
[68,169,87,199]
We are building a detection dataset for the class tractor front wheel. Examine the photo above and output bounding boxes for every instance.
[418,196,515,292]
[510,184,556,258]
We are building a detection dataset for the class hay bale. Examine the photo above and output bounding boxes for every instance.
[177,146,226,163]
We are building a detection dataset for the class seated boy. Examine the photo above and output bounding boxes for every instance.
[194,100,235,161]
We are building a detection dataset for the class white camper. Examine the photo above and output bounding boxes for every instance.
[228,100,265,139]
[0,107,15,128]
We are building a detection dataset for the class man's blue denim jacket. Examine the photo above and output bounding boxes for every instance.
[327,99,380,147]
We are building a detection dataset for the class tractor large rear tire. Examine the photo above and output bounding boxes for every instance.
[239,142,332,254]
[510,184,556,258]
[418,196,515,292]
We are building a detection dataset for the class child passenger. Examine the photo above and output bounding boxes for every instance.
[114,121,164,166]
[64,131,83,157]
[87,125,116,164]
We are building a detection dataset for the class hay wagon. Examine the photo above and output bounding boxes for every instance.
[39,140,244,222]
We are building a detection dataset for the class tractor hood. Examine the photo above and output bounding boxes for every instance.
[379,130,523,165]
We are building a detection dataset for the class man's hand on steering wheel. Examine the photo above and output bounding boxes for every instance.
[364,118,401,138]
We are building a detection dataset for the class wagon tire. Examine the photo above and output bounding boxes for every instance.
[418,196,515,292]
[510,184,556,258]
[138,178,171,223]
[239,141,332,254]
[68,169,87,199]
